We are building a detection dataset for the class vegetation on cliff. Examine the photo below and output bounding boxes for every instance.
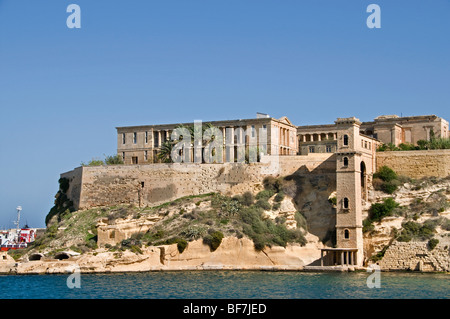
[377,134,450,152]
[27,181,309,261]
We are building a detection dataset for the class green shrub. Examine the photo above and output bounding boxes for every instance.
[104,154,124,165]
[272,202,281,210]
[263,176,281,192]
[381,179,401,194]
[81,158,104,166]
[368,198,399,222]
[176,239,188,253]
[428,238,439,250]
[294,212,308,231]
[374,166,398,182]
[241,192,255,206]
[255,199,271,210]
[274,191,285,203]
[203,230,224,251]
[397,220,436,242]
[255,189,275,200]
[328,196,337,206]
[362,219,375,233]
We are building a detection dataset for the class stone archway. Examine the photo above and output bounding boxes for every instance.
[54,252,70,260]
[29,253,44,261]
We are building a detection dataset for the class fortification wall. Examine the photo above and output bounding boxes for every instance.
[62,154,336,210]
[376,150,450,178]
[379,241,450,272]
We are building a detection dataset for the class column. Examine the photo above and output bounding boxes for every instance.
[341,252,344,266]
[158,131,162,147]
[226,127,234,163]
[321,250,324,266]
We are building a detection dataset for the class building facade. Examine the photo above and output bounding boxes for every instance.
[297,114,449,155]
[117,114,298,165]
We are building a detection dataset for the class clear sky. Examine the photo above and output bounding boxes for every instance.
[0,0,449,228]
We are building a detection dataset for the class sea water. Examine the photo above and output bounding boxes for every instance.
[0,271,448,299]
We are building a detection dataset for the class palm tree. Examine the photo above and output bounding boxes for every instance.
[157,140,175,163]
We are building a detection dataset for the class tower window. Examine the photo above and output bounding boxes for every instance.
[145,132,148,144]
[344,229,350,239]
[343,157,348,167]
[343,134,349,146]
[343,198,349,209]
[122,133,126,144]
[133,132,137,144]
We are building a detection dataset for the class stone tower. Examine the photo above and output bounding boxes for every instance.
[335,117,364,266]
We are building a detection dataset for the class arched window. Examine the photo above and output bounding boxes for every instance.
[343,157,348,167]
[344,229,350,239]
[343,134,349,146]
[343,198,349,209]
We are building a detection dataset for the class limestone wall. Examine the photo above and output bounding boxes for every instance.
[376,150,450,178]
[379,241,450,272]
[63,154,336,210]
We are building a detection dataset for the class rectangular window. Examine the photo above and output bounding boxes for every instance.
[122,133,126,144]
[145,132,148,144]
[326,145,332,153]
[251,125,256,138]
[133,132,137,144]
[122,152,125,161]
[309,146,315,153]
[132,156,138,164]
[144,150,148,161]
[154,132,159,147]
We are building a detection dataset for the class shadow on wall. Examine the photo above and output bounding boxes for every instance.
[282,159,337,246]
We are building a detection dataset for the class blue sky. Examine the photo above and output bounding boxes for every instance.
[0,0,449,228]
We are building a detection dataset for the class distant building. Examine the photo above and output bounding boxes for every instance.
[297,114,449,155]
[117,115,298,164]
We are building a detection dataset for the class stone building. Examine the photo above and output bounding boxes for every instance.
[297,114,449,155]
[117,113,298,165]
[320,117,379,267]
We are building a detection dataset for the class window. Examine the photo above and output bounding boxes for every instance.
[122,152,125,161]
[122,133,126,144]
[309,146,315,153]
[326,145,332,153]
[344,229,350,239]
[251,125,256,138]
[154,132,159,147]
[141,182,145,188]
[132,156,138,164]
[343,134,349,146]
[343,198,349,209]
[133,132,137,144]
[144,150,148,161]
[343,157,348,166]
[145,132,148,144]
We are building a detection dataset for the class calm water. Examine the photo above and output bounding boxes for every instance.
[0,271,448,299]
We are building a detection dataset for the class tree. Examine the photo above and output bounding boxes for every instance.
[157,140,176,163]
